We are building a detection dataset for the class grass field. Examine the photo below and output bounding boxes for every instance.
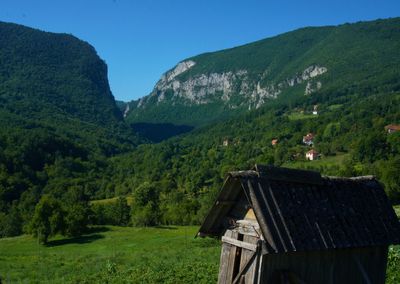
[287,112,317,121]
[283,154,349,175]
[90,196,134,206]
[0,226,220,283]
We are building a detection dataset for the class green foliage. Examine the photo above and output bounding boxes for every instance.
[91,197,131,226]
[111,89,400,226]
[0,21,142,237]
[28,195,64,244]
[0,204,22,237]
[131,182,160,226]
[387,246,400,284]
[63,186,90,237]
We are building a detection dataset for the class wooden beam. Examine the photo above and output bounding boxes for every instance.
[232,250,257,284]
[222,236,258,252]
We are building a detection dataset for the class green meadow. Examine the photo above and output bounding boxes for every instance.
[1,220,399,283]
[0,226,220,283]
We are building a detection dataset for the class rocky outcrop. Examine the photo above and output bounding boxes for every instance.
[131,62,328,112]
[305,81,323,95]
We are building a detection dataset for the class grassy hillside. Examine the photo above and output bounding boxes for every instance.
[0,226,220,283]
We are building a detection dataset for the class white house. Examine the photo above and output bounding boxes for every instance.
[306,149,319,160]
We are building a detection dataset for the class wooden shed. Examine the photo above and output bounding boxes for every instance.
[197,165,400,284]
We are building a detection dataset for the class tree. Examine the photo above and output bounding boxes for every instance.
[131,182,159,226]
[29,195,64,244]
[63,186,90,237]
[379,158,400,203]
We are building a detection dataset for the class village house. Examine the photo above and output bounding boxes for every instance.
[384,124,400,134]
[306,149,319,160]
[198,165,400,284]
[271,139,278,146]
[312,104,318,115]
[302,133,314,145]
[223,138,230,147]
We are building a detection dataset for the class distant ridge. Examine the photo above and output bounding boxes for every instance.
[125,17,400,126]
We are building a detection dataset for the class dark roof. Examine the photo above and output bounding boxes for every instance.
[198,165,400,254]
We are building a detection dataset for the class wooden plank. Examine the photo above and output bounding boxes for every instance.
[222,236,258,252]
[232,251,257,284]
[243,235,259,284]
[233,227,260,238]
[226,231,239,283]
[218,242,232,284]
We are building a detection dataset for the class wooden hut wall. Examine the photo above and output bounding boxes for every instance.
[218,229,261,284]
[259,246,388,284]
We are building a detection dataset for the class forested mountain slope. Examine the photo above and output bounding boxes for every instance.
[126,18,400,127]
[109,89,400,225]
[0,22,140,237]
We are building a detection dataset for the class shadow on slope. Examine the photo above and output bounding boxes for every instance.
[45,233,104,247]
[131,122,194,143]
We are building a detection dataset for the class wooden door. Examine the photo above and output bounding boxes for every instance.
[218,230,261,284]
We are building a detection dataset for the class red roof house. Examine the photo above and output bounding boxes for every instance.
[385,124,400,134]
[302,133,315,145]
[306,149,319,160]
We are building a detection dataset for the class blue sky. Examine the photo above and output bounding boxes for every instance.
[1,0,399,101]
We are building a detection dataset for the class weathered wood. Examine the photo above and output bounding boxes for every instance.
[232,251,257,284]
[222,236,258,252]
[233,226,261,238]
[226,231,239,283]
[218,242,232,284]
[218,230,233,284]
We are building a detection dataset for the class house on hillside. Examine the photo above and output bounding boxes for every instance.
[223,138,230,147]
[385,124,400,134]
[302,133,315,145]
[198,165,400,284]
[312,104,318,115]
[306,149,319,160]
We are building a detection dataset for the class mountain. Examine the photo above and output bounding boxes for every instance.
[0,22,140,154]
[125,18,400,127]
[0,22,142,237]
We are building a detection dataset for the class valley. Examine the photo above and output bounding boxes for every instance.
[0,16,399,283]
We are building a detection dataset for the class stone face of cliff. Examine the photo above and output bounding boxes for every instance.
[132,61,327,113]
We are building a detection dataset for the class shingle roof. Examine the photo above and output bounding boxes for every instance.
[198,165,400,254]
